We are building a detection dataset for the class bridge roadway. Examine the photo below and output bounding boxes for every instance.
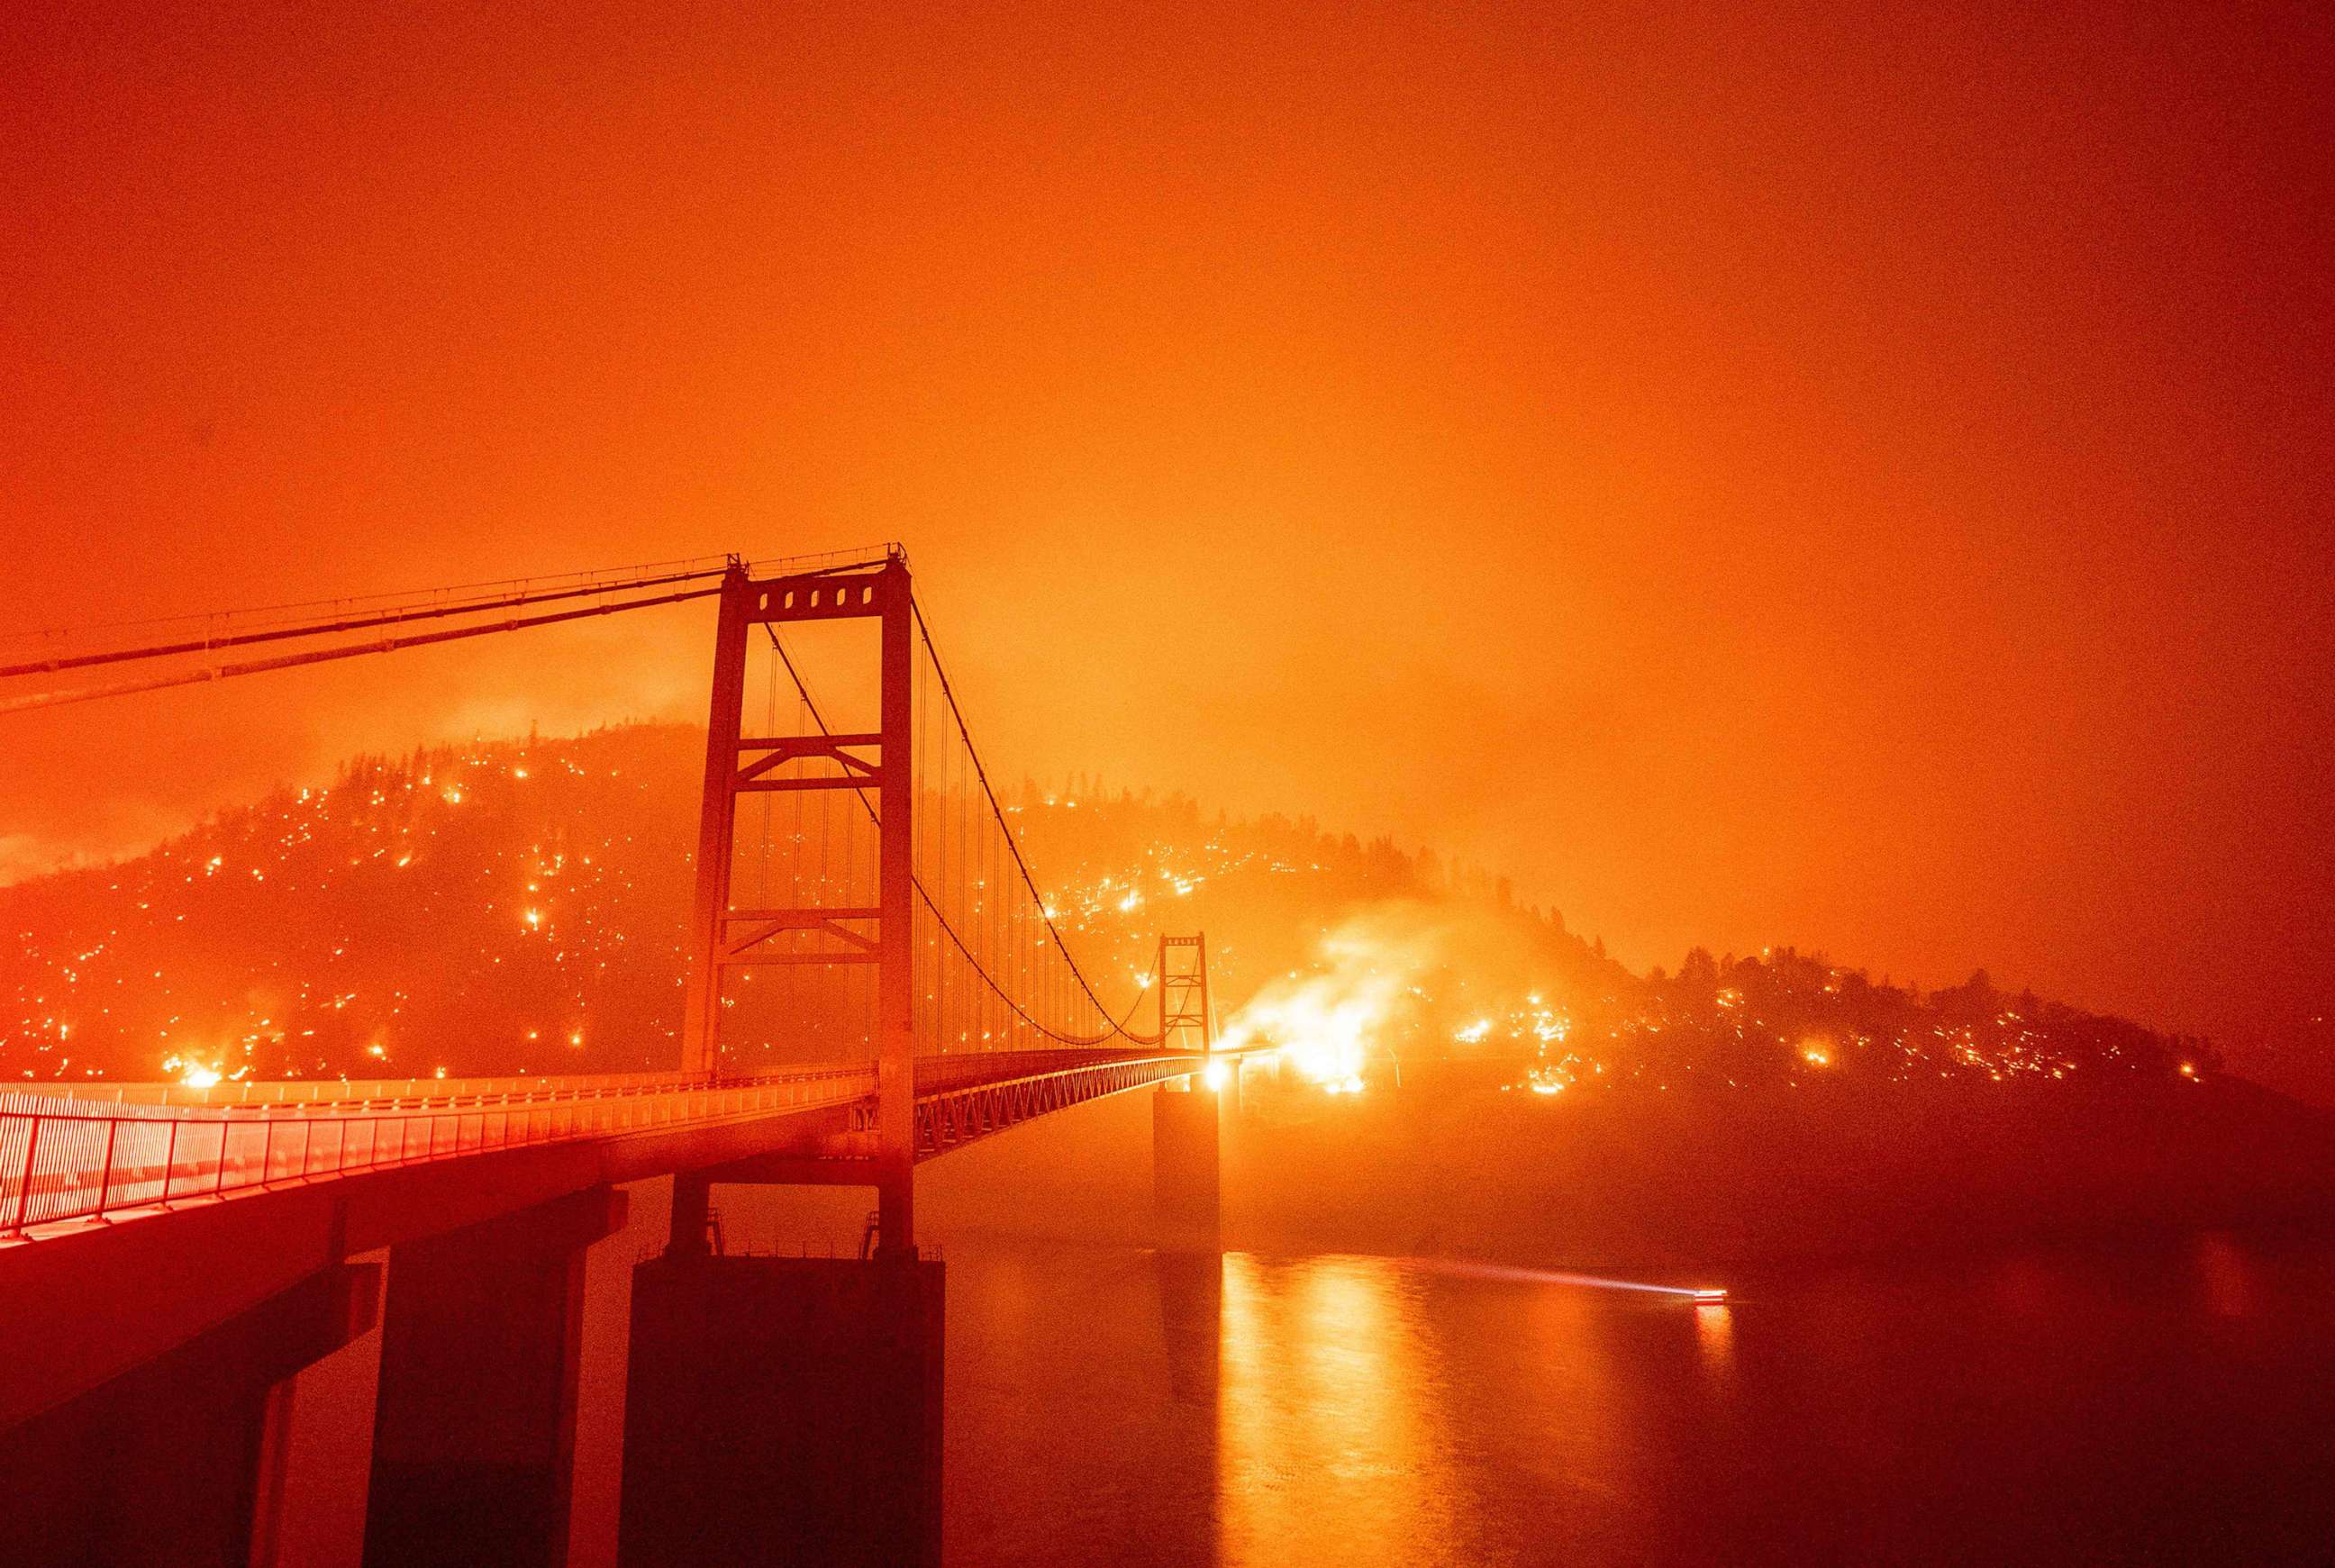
[0,1047,1216,1431]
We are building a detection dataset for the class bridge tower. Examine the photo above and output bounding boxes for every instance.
[677,550,918,1254]
[1154,932,1224,1251]
[1157,933,1214,1053]
[635,549,944,1564]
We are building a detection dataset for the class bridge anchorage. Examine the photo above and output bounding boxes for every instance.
[0,548,1248,1568]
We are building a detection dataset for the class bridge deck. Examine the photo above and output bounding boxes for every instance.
[0,1048,1205,1245]
[1,1047,1238,1428]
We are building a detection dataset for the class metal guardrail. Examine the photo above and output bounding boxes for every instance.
[9,1067,726,1111]
[0,1065,875,1240]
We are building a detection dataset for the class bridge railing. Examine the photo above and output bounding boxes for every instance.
[0,1064,875,1240]
[12,1068,726,1111]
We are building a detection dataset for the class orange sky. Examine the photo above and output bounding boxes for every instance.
[3,3,2330,1096]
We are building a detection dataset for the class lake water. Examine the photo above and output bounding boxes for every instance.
[940,1231,2335,1566]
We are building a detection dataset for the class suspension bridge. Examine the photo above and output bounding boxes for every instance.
[0,548,1251,1568]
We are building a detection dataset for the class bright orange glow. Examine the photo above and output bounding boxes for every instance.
[1215,913,1431,1090]
[0,4,2324,1106]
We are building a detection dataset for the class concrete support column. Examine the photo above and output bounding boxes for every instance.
[361,1186,627,1568]
[250,1248,394,1568]
[1154,1082,1222,1254]
[666,1172,711,1257]
[0,1261,379,1568]
[618,1254,945,1568]
[565,1177,670,1568]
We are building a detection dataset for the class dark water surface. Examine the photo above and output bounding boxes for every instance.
[940,1231,2335,1567]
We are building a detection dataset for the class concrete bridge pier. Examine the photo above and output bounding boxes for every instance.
[359,1185,629,1568]
[0,1259,380,1568]
[1154,1080,1222,1253]
[618,1250,945,1568]
[248,1248,395,1568]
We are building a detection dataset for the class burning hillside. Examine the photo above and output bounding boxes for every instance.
[3,724,2219,1103]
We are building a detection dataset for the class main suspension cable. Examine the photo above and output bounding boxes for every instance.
[763,622,1165,1047]
[1,583,726,717]
[0,562,735,680]
[907,596,1151,1035]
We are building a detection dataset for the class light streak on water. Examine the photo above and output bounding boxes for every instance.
[1407,1256,1724,1301]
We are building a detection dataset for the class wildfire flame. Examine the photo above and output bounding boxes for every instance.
[1215,911,1441,1092]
